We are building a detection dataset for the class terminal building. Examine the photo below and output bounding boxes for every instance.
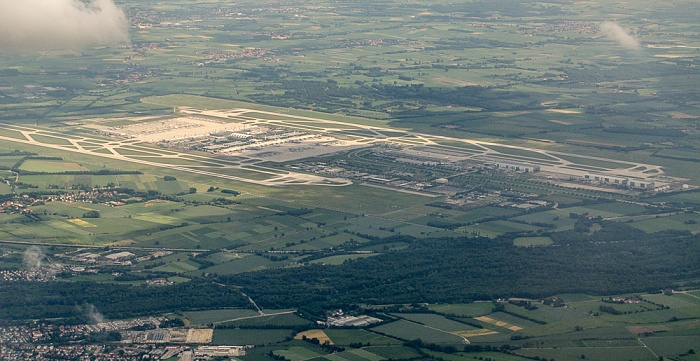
[494,161,541,173]
[583,174,654,190]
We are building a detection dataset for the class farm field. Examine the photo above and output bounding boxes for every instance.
[273,346,326,361]
[514,346,658,361]
[219,313,312,328]
[185,308,260,326]
[371,320,467,344]
[211,328,293,346]
[324,329,403,347]
[391,313,480,333]
[428,303,495,318]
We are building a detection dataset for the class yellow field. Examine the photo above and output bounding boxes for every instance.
[548,119,573,125]
[547,109,581,114]
[68,219,97,228]
[172,34,213,39]
[145,199,171,207]
[654,54,688,59]
[493,111,531,117]
[433,77,477,87]
[135,213,180,224]
[452,329,499,338]
[294,330,333,344]
[475,316,523,331]
[257,206,285,213]
[666,111,698,119]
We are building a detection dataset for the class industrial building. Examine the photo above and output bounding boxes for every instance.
[495,162,541,173]
[195,346,246,357]
[583,174,654,189]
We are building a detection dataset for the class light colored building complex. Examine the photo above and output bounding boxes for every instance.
[583,174,654,190]
[326,315,383,327]
[495,162,541,173]
[104,252,135,260]
[195,346,246,357]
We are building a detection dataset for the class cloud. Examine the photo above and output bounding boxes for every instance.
[0,0,130,51]
[78,304,105,324]
[22,246,45,269]
[599,22,641,50]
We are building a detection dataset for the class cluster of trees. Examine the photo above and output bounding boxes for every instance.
[82,210,100,219]
[598,305,623,315]
[426,219,465,230]
[278,208,313,217]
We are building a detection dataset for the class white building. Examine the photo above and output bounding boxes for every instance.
[104,251,135,260]
[195,346,246,357]
[583,174,654,189]
[495,162,540,173]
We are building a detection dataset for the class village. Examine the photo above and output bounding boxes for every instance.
[0,320,248,361]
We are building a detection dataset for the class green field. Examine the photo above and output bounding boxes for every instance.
[324,329,403,347]
[220,313,312,328]
[371,320,466,344]
[392,313,479,333]
[429,303,497,318]
[19,159,88,173]
[425,350,533,361]
[212,328,293,346]
[274,346,326,361]
[363,346,422,360]
[515,346,657,361]
[185,308,260,325]
[641,336,700,357]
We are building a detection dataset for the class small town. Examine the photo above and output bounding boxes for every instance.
[0,320,247,361]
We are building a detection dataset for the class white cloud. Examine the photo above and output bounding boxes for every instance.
[600,22,641,50]
[22,246,44,269]
[0,0,129,51]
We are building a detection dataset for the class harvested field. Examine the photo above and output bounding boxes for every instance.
[475,316,523,331]
[186,328,214,343]
[68,219,97,227]
[547,109,581,114]
[295,329,333,344]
